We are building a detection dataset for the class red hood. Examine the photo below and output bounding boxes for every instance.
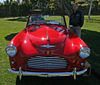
[9,25,88,56]
[26,25,66,49]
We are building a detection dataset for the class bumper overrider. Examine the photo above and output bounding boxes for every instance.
[8,67,87,80]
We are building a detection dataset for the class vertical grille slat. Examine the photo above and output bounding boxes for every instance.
[27,56,68,69]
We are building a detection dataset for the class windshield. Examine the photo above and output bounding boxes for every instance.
[27,15,66,26]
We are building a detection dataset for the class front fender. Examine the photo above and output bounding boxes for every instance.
[64,36,88,56]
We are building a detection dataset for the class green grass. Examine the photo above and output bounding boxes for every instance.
[0,16,100,85]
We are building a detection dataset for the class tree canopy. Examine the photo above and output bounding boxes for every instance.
[0,0,100,17]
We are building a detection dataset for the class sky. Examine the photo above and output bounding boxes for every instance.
[0,0,6,3]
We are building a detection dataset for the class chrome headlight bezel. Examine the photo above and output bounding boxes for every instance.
[6,45,17,57]
[79,47,90,59]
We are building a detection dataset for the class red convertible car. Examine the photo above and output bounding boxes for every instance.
[6,14,90,80]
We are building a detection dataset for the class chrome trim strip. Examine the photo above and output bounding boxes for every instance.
[40,44,55,48]
[8,68,87,78]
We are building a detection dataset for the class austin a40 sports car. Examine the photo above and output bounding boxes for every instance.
[6,15,90,80]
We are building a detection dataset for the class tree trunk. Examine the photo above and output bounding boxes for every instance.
[88,0,93,20]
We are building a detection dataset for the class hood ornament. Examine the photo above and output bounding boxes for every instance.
[40,44,55,48]
[47,32,50,43]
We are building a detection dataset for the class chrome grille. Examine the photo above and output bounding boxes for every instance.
[27,56,68,69]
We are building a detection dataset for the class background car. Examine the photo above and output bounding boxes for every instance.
[6,14,90,80]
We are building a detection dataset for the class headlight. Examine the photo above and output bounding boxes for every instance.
[6,45,17,57]
[79,47,90,59]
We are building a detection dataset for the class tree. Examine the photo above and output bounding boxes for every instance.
[0,3,4,17]
[10,0,13,3]
[3,0,10,17]
[23,0,30,5]
[10,1,18,17]
[55,0,71,16]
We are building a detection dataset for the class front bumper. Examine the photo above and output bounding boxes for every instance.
[8,67,87,80]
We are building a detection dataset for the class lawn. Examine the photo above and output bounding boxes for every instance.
[0,16,100,85]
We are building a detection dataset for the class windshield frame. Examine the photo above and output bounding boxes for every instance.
[26,14,67,27]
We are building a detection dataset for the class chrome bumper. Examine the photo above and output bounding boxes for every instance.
[8,67,87,80]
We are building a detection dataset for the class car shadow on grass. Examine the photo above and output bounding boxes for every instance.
[16,76,92,85]
[7,17,28,22]
[81,29,100,71]
[5,33,18,41]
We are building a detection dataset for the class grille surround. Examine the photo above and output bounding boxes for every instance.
[27,56,68,70]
